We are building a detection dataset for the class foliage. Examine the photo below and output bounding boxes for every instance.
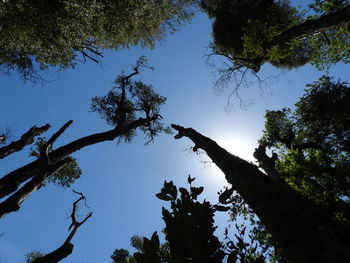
[90,57,171,144]
[260,76,350,207]
[201,0,306,70]
[28,137,81,188]
[111,249,134,263]
[113,177,270,262]
[24,250,45,263]
[218,75,350,262]
[0,0,195,81]
[201,0,350,77]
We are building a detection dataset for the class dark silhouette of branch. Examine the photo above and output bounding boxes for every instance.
[0,116,157,203]
[40,120,73,163]
[0,124,50,159]
[253,143,279,180]
[32,192,92,263]
[293,141,322,151]
[0,158,71,218]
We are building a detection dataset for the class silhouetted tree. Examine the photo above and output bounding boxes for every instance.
[0,57,169,219]
[171,76,350,263]
[114,177,268,263]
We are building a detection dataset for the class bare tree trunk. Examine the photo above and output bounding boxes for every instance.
[172,124,350,263]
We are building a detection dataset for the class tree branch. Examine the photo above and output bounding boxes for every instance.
[0,124,50,159]
[0,158,71,218]
[253,143,279,180]
[266,5,350,51]
[32,192,92,263]
[40,120,73,163]
[0,117,155,200]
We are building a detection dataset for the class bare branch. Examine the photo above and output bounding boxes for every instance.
[0,117,154,200]
[40,120,73,163]
[32,193,92,263]
[0,124,50,159]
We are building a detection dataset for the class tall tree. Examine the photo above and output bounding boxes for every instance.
[0,57,169,219]
[201,0,350,87]
[170,76,350,263]
[0,0,195,81]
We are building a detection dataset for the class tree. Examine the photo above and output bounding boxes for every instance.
[0,0,195,81]
[200,0,350,88]
[170,77,350,263]
[0,57,169,220]
[258,75,350,211]
[111,249,135,263]
[113,177,268,263]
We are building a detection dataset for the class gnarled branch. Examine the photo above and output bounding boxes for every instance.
[32,192,92,263]
[0,124,50,159]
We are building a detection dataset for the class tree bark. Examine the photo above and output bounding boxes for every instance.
[266,5,350,51]
[172,124,350,263]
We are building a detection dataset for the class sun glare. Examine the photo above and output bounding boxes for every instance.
[195,135,257,189]
[216,136,256,163]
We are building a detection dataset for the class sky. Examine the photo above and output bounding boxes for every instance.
[1,4,349,263]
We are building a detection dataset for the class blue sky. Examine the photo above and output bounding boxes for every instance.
[1,6,349,263]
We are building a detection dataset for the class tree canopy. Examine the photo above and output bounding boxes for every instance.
[2,2,350,263]
[201,0,350,76]
[259,76,350,209]
[0,0,195,81]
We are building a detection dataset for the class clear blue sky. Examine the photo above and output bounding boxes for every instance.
[0,5,349,263]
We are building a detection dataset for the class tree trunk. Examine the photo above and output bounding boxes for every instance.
[266,5,350,50]
[172,124,350,263]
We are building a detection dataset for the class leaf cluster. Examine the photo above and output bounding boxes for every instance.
[28,137,81,188]
[260,76,350,209]
[90,57,171,144]
[114,177,275,263]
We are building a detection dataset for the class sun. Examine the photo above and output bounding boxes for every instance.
[216,136,256,163]
[195,134,257,189]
